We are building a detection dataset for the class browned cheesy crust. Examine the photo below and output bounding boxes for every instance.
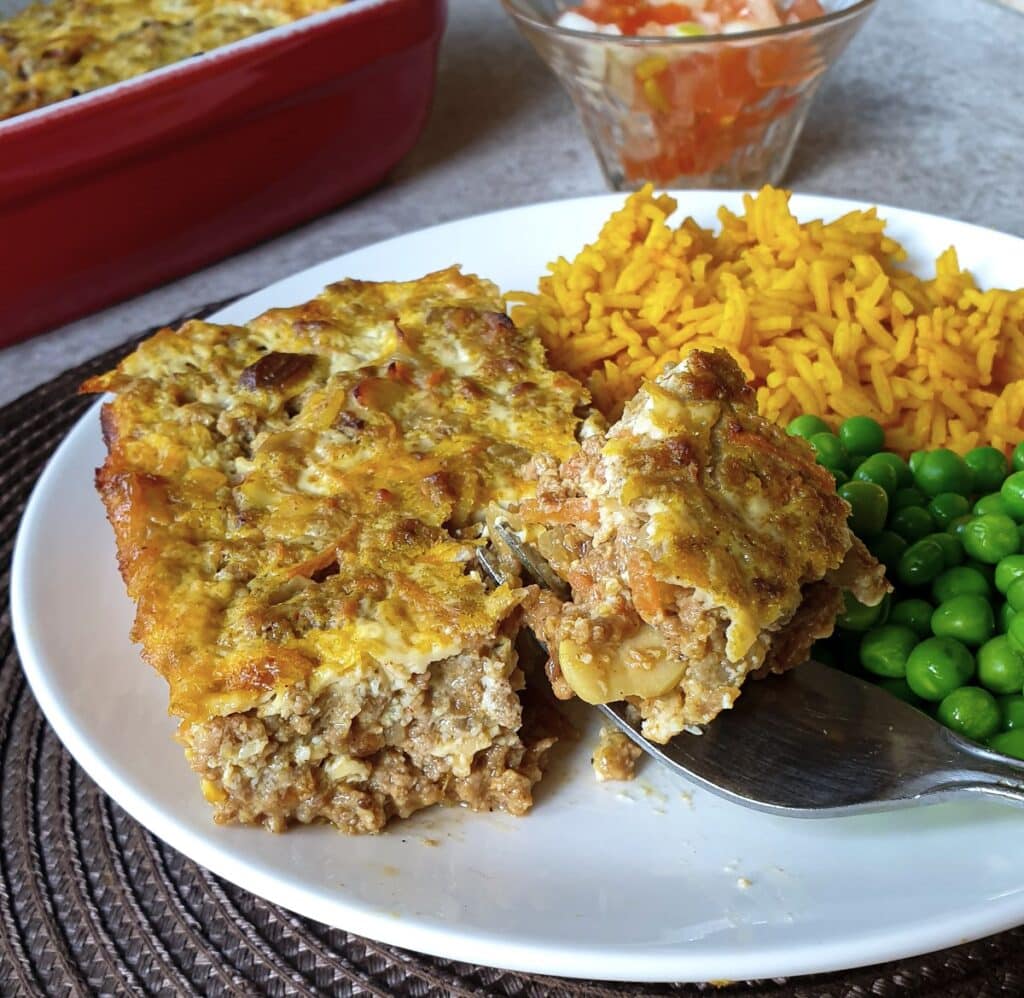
[519,349,888,743]
[83,267,587,832]
[1,0,341,121]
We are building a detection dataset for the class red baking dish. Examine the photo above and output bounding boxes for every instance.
[0,0,446,349]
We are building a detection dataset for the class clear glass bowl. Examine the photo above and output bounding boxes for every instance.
[502,0,877,190]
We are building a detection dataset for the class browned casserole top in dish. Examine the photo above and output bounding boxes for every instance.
[0,0,343,121]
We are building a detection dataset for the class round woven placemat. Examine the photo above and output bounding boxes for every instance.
[3,308,1024,998]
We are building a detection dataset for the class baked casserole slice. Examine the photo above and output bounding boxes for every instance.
[519,348,888,744]
[1,0,340,121]
[82,268,586,833]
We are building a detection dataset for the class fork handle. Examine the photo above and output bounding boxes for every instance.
[925,737,1024,808]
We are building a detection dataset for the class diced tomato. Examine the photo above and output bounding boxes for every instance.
[714,47,757,106]
[751,38,800,87]
[787,0,826,21]
[579,2,694,33]
[574,0,823,35]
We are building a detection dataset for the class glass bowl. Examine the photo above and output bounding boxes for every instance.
[502,0,877,190]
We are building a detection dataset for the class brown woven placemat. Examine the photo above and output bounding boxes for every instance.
[3,307,1024,998]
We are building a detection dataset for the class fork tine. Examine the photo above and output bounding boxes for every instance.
[492,521,571,600]
[475,544,506,588]
[476,534,551,670]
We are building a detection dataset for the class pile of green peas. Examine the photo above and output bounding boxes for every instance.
[787,413,1024,759]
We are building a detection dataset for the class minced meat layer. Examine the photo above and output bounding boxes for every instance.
[181,635,555,833]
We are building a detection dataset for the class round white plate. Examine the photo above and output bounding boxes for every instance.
[12,192,1024,984]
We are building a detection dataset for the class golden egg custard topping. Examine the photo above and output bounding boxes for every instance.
[83,268,587,722]
[600,348,854,662]
[1,0,341,121]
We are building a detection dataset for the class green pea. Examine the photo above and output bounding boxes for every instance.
[998,694,1024,731]
[927,532,963,569]
[973,493,1012,518]
[966,559,997,584]
[859,624,918,678]
[913,449,972,497]
[932,565,991,603]
[897,538,946,587]
[838,481,888,539]
[892,487,927,512]
[787,414,831,440]
[1000,602,1016,633]
[852,456,900,498]
[1008,577,1024,613]
[931,595,995,647]
[890,506,935,542]
[867,530,907,569]
[1008,614,1024,652]
[838,416,885,457]
[927,492,971,529]
[947,514,974,541]
[965,446,1008,494]
[878,677,920,705]
[987,729,1024,761]
[836,590,889,632]
[977,636,1024,695]
[905,637,975,701]
[937,686,1001,741]
[995,554,1024,594]
[872,452,914,488]
[1000,471,1024,521]
[1012,442,1024,474]
[809,432,847,472]
[962,514,1021,563]
[889,598,934,638]
[832,469,849,487]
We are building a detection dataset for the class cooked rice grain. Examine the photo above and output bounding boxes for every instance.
[507,185,1024,453]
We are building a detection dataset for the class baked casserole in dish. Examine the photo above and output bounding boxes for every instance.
[0,0,445,349]
[1,0,342,121]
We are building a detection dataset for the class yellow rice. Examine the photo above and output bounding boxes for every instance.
[506,185,1024,454]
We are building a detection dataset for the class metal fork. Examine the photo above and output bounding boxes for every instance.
[479,523,1024,817]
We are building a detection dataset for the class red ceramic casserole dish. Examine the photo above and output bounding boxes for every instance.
[0,0,446,349]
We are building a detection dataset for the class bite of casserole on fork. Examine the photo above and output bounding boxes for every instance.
[516,348,889,744]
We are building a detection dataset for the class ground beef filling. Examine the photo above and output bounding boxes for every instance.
[181,637,555,834]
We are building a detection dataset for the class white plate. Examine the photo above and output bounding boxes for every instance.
[12,192,1024,984]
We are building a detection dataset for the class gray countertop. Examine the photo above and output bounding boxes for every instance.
[3,0,1023,407]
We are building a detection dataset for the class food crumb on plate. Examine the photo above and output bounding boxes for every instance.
[591,725,643,781]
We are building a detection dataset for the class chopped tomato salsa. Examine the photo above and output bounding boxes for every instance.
[557,0,828,183]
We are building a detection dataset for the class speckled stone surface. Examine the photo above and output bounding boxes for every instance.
[3,0,1023,405]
